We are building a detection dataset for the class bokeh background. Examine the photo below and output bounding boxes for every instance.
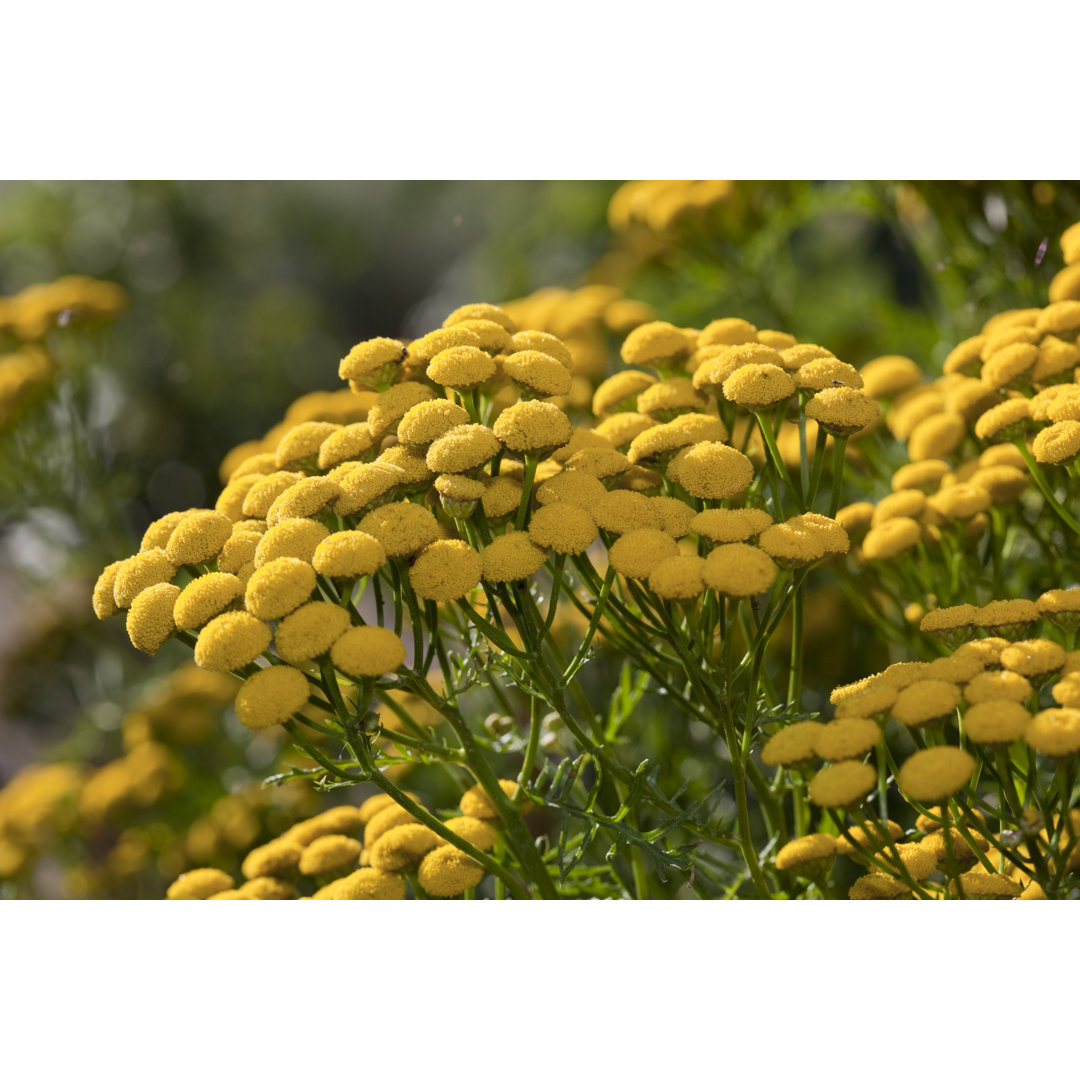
[2,179,1077,897]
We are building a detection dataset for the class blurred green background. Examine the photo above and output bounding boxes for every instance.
[2,178,1077,897]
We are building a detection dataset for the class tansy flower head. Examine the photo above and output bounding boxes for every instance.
[285,805,366,846]
[493,399,573,454]
[242,837,304,880]
[1000,639,1066,679]
[364,804,420,846]
[527,503,598,555]
[434,473,485,518]
[594,412,658,449]
[358,503,441,559]
[925,483,991,522]
[460,779,519,819]
[366,382,437,440]
[848,875,910,900]
[703,543,777,597]
[609,528,680,579]
[166,867,235,900]
[693,343,781,392]
[443,302,517,334]
[620,320,695,370]
[648,554,706,600]
[314,867,406,900]
[834,819,903,856]
[234,665,310,730]
[758,520,826,567]
[807,761,876,808]
[963,700,1030,746]
[637,378,708,419]
[976,599,1040,637]
[368,823,440,871]
[756,329,797,350]
[592,370,657,416]
[1033,420,1080,464]
[194,611,272,672]
[242,471,304,519]
[860,355,922,398]
[409,539,482,602]
[896,746,975,803]
[722,363,795,410]
[298,834,362,877]
[126,583,180,655]
[890,680,961,727]
[254,519,331,568]
[774,833,836,875]
[591,489,661,535]
[965,668,1032,704]
[174,573,243,631]
[502,350,573,398]
[440,815,499,852]
[907,413,965,461]
[1052,673,1080,707]
[973,398,1031,442]
[1024,708,1080,759]
[331,625,406,678]
[481,475,525,521]
[760,721,824,769]
[892,459,952,493]
[1036,300,1080,336]
[794,358,863,392]
[244,557,316,621]
[113,549,177,610]
[265,476,341,527]
[835,502,874,536]
[980,342,1038,390]
[968,464,1027,503]
[812,718,881,761]
[317,422,376,470]
[417,845,486,897]
[140,510,196,552]
[426,423,501,473]
[329,462,402,516]
[312,530,386,579]
[833,681,898,720]
[236,877,294,900]
[980,325,1040,361]
[338,337,406,390]
[92,560,126,620]
[481,531,548,583]
[953,872,1023,900]
[627,421,699,465]
[535,469,607,509]
[861,517,922,561]
[804,387,880,436]
[447,319,513,354]
[669,442,754,501]
[563,445,631,479]
[274,421,342,469]
[427,345,497,392]
[873,490,926,526]
[507,329,573,368]
[698,317,758,348]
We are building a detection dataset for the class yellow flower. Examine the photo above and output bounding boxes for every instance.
[274,421,342,470]
[722,363,795,410]
[758,520,826,567]
[480,532,548,583]
[338,337,406,389]
[650,496,697,537]
[265,476,341,527]
[907,413,965,461]
[314,867,406,900]
[591,490,661,535]
[976,599,1040,634]
[919,604,978,638]
[813,718,881,760]
[409,539,482,602]
[648,554,706,600]
[242,837,304,879]
[166,867,235,900]
[124,582,180,655]
[774,833,836,874]
[493,400,573,454]
[329,624,406,679]
[952,872,1023,899]
[760,721,824,769]
[834,819,903,856]
[194,611,272,672]
[848,874,911,900]
[298,834,362,877]
[669,442,754,501]
[699,317,758,348]
[425,423,502,473]
[999,639,1066,679]
[973,398,1031,442]
[861,517,921,561]
[535,470,608,509]
[366,382,437,439]
[860,355,922,398]
[236,877,294,900]
[440,815,499,852]
[963,668,1031,704]
[835,502,874,535]
[217,530,262,574]
[892,460,952,492]
[244,557,316,621]
[317,422,376,470]
[528,503,599,555]
[113,549,177,610]
[636,377,708,419]
[896,746,975,803]
[234,665,310,730]
[285,806,366,846]
[609,528,680,580]
[804,387,880,436]
[872,490,926,525]
[92,559,126,619]
[1049,264,1080,304]
[312,531,386,578]
[981,342,1038,390]
[594,412,658,449]
[962,700,1030,746]
[620,320,695,369]
[1024,708,1080,759]
[329,462,402,516]
[794,358,863,392]
[482,475,525,521]
[702,543,777,597]
[172,573,240,632]
[1033,420,1080,464]
[502,350,573,398]
[460,779,518,819]
[507,329,573,368]
[358,503,442,559]
[592,370,657,416]
[563,445,631,479]
[417,845,486,897]
[807,761,876,808]
[1035,300,1080,337]
[427,345,497,392]
[368,823,441,871]
[254,519,331,568]
[890,680,961,727]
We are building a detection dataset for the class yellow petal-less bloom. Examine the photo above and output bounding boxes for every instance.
[692,508,774,543]
[460,779,518,819]
[953,872,1022,899]
[113,549,177,610]
[140,510,196,552]
[591,490,661,535]
[620,320,695,368]
[722,363,795,410]
[794,358,863,392]
[594,411,658,448]
[1000,639,1066,678]
[253,518,330,568]
[834,820,903,856]
[338,337,406,388]
[314,867,406,900]
[760,721,825,769]
[976,599,1040,634]
[981,342,1038,390]
[482,476,524,521]
[439,815,499,852]
[907,413,966,461]
[699,317,758,348]
[1033,420,1080,464]
[609,529,680,580]
[507,329,573,368]
[592,370,657,416]
[316,422,376,469]
[861,517,921,561]
[285,806,366,846]
[218,530,262,574]
[427,345,497,391]
[973,398,1031,442]
[409,539,482,602]
[265,476,341,527]
[274,421,341,469]
[274,601,352,663]
[242,837,303,879]
[298,834,362,877]
[481,532,548,583]
[417,845,486,897]
[758,520,826,567]
[964,668,1032,704]
[896,746,975,803]
[366,382,437,439]
[493,399,573,454]
[848,874,911,900]
[775,833,836,874]
[234,665,310,730]
[669,442,754,501]
[443,302,517,333]
[860,355,922,398]
[1024,708,1080,759]
[244,557,316,621]
[872,490,926,526]
[312,531,386,578]
[702,543,777,597]
[194,611,272,672]
[502,350,573,398]
[236,877,295,900]
[164,510,233,567]
[962,700,1030,746]
[368,823,441,871]
[648,554,706,600]
[919,604,978,638]
[807,761,876,808]
[891,680,961,727]
[813,718,881,760]
[174,573,242,631]
[166,867,235,900]
[425,423,502,473]
[126,583,180,655]
[528,504,599,555]
[242,470,304,519]
[804,387,880,436]
[358,503,442,559]
[535,469,607,509]
[92,559,125,619]
[330,625,406,678]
